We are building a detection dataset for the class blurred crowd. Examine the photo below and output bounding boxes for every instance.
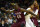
[0,0,35,9]
[0,10,18,27]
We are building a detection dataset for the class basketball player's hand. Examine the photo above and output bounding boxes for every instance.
[11,3,18,6]
[11,3,15,5]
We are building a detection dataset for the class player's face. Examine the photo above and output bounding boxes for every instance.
[31,5,34,9]
[34,1,38,6]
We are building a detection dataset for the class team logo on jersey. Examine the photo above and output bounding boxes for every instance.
[15,12,21,15]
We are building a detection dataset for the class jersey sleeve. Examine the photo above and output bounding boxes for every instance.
[24,12,26,15]
[34,9,38,15]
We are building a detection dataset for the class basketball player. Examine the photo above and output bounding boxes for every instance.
[11,2,36,27]
[11,8,25,27]
[25,14,35,27]
[26,0,39,27]
[10,0,39,27]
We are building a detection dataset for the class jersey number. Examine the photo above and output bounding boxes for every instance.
[17,15,21,19]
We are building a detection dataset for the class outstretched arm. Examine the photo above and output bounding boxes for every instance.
[11,3,37,16]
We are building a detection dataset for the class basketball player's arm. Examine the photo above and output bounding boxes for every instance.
[1,8,14,13]
[26,7,38,15]
[27,4,39,15]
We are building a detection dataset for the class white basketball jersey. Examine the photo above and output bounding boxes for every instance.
[25,14,35,27]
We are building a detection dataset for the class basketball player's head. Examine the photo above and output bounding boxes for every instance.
[34,1,38,6]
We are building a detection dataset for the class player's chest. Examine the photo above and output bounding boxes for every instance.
[15,12,21,15]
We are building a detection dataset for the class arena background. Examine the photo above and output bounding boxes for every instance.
[0,0,40,27]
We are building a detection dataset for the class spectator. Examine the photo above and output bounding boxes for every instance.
[5,18,9,27]
[0,19,1,23]
[0,11,2,18]
[8,16,13,24]
[0,20,9,27]
[8,16,13,27]
[13,14,17,23]
[0,19,1,27]
[1,21,5,27]
[5,3,8,10]
[4,13,7,19]
[5,18,8,24]
[1,15,5,21]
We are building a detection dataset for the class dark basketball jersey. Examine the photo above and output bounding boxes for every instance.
[34,5,38,11]
[11,9,25,27]
[31,17,39,27]
[14,9,25,22]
